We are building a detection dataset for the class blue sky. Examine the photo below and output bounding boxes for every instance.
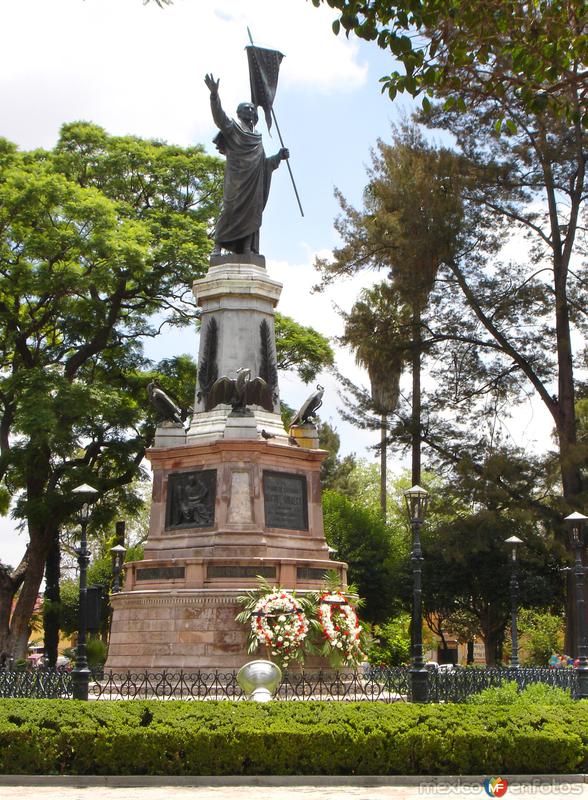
[0,0,552,566]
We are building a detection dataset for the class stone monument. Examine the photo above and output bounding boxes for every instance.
[105,50,347,671]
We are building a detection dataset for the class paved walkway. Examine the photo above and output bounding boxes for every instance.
[1,777,587,800]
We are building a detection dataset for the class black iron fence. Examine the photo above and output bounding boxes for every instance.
[82,667,411,702]
[0,665,579,702]
[0,665,73,699]
[428,666,580,702]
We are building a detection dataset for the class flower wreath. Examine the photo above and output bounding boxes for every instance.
[317,592,364,665]
[251,591,309,667]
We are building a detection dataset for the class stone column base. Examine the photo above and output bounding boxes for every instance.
[105,588,329,672]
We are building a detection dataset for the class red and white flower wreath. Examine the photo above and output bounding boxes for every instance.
[318,592,364,663]
[251,591,309,666]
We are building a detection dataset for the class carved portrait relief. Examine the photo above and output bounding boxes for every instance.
[165,469,217,530]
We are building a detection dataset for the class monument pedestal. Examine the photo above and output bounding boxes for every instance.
[107,439,346,671]
[106,257,347,672]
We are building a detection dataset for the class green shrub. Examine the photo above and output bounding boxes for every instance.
[85,638,108,668]
[0,699,586,775]
[518,609,564,666]
[368,613,411,666]
[466,681,574,706]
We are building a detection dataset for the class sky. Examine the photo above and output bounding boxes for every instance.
[0,0,553,568]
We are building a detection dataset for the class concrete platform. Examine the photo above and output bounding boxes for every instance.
[0,775,587,799]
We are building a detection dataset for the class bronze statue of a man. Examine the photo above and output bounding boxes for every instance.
[205,74,289,256]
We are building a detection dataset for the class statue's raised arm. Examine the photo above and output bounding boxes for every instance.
[204,73,219,97]
[204,72,288,257]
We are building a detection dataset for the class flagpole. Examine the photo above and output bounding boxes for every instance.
[247,28,304,218]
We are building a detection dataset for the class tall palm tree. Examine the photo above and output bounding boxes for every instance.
[320,124,465,487]
[339,282,411,516]
[367,128,464,485]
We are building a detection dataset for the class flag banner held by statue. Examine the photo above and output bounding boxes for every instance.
[246,45,284,131]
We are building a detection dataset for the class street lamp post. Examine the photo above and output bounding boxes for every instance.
[72,483,99,701]
[564,511,588,700]
[110,544,127,594]
[404,484,429,703]
[505,535,523,669]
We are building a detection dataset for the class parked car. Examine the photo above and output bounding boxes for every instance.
[425,661,461,672]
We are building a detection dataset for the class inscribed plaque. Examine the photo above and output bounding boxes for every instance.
[297,567,326,581]
[263,471,308,530]
[207,565,276,579]
[136,567,185,581]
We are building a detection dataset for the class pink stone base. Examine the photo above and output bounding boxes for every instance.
[106,435,348,673]
[105,588,328,672]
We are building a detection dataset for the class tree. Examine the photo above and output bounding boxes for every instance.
[316,421,357,493]
[420,84,586,651]
[418,96,587,509]
[419,457,565,665]
[338,282,411,515]
[316,124,469,489]
[312,0,587,126]
[369,612,411,666]
[317,102,586,649]
[316,0,587,503]
[422,515,560,666]
[274,313,334,383]
[322,488,408,623]
[0,123,223,659]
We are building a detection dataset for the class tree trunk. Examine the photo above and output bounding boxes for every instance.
[380,413,387,518]
[43,527,61,667]
[482,634,499,667]
[0,555,28,662]
[552,263,584,657]
[481,613,507,667]
[466,640,474,665]
[541,142,584,654]
[0,573,15,665]
[4,525,53,659]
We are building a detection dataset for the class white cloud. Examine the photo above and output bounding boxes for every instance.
[267,253,382,458]
[0,0,367,150]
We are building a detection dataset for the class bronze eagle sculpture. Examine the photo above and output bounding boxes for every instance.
[147,382,188,425]
[289,384,324,428]
[209,367,273,413]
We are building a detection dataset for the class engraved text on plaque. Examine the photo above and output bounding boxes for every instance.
[263,471,308,530]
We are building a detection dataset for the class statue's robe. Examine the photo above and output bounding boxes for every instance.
[211,95,281,254]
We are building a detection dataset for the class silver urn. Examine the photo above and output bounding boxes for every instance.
[237,659,282,702]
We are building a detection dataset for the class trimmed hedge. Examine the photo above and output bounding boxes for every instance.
[0,699,586,775]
